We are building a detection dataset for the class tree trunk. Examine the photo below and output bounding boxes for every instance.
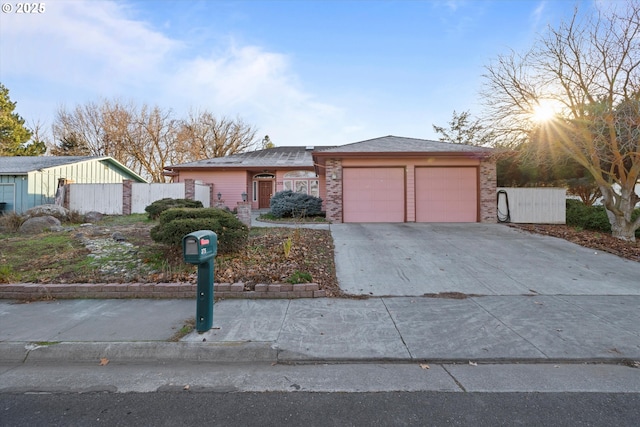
[601,185,639,242]
[606,210,637,242]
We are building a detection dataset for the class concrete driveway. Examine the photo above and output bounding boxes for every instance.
[330,223,640,296]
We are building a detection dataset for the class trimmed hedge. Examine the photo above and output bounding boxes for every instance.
[145,198,203,220]
[566,199,640,236]
[150,208,248,254]
[269,190,323,218]
[566,199,611,232]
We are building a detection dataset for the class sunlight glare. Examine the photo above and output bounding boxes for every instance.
[531,100,557,122]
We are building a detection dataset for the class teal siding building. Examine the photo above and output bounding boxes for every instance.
[0,156,146,214]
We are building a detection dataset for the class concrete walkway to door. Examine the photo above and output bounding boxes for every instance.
[331,223,640,296]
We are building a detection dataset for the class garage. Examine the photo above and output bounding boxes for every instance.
[415,167,478,222]
[343,168,405,222]
[313,136,495,224]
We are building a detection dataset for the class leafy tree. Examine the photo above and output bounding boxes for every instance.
[432,110,494,146]
[482,2,640,241]
[0,83,45,156]
[261,135,275,149]
[50,132,91,156]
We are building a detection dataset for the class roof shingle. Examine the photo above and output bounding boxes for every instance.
[316,135,492,154]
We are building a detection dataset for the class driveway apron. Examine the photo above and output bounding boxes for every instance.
[330,223,640,296]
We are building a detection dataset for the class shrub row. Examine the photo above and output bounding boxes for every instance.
[150,207,248,254]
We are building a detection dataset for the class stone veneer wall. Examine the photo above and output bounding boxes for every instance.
[0,283,326,300]
[479,159,497,223]
[325,158,343,223]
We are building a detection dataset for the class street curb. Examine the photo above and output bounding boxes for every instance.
[2,342,638,367]
[0,342,278,364]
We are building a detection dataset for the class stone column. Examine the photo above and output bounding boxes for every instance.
[236,201,252,228]
[479,159,497,223]
[325,158,343,223]
[207,184,215,208]
[185,179,195,200]
[122,180,132,215]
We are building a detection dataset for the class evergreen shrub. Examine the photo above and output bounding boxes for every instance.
[150,208,248,254]
[145,198,203,220]
[269,190,323,218]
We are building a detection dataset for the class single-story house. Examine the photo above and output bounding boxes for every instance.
[164,135,496,223]
[0,156,147,214]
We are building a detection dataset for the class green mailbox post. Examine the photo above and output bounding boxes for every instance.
[182,230,217,333]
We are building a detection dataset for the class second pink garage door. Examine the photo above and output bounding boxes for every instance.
[415,167,478,222]
[343,168,405,222]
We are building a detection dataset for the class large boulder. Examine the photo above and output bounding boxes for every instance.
[19,215,63,234]
[25,204,70,221]
[84,211,104,223]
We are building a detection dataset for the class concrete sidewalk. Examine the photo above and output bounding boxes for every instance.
[1,296,639,365]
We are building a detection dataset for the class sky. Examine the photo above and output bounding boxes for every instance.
[0,0,590,148]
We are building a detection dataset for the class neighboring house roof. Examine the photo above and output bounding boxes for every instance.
[167,146,334,170]
[0,156,147,182]
[0,156,95,174]
[314,135,493,156]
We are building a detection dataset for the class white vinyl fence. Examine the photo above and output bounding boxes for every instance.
[68,184,123,215]
[130,183,189,213]
[497,187,566,224]
[66,182,211,214]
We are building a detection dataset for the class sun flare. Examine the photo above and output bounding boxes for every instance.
[531,100,558,123]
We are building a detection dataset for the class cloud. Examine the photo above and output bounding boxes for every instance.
[167,42,347,145]
[0,1,177,90]
[530,1,547,29]
[0,0,351,146]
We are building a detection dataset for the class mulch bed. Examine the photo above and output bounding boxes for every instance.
[509,224,640,262]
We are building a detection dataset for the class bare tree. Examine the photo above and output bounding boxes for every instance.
[175,111,258,164]
[52,101,258,182]
[482,1,640,241]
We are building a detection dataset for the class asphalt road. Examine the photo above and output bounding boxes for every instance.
[2,391,639,426]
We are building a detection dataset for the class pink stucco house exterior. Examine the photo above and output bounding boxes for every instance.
[164,136,496,223]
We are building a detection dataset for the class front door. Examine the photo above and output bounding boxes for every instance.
[258,181,273,208]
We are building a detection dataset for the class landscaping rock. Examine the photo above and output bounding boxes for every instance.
[25,204,69,221]
[112,232,127,242]
[19,215,62,234]
[84,211,104,223]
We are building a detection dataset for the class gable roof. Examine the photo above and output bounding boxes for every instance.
[167,146,333,170]
[314,135,493,155]
[0,156,147,182]
[0,156,99,174]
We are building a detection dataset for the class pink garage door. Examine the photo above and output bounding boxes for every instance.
[415,167,478,222]
[343,168,405,222]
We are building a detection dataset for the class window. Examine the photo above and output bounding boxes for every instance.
[283,170,316,178]
[295,180,308,194]
[283,171,319,197]
[310,180,319,197]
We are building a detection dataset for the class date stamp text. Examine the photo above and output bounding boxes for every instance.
[2,3,46,13]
